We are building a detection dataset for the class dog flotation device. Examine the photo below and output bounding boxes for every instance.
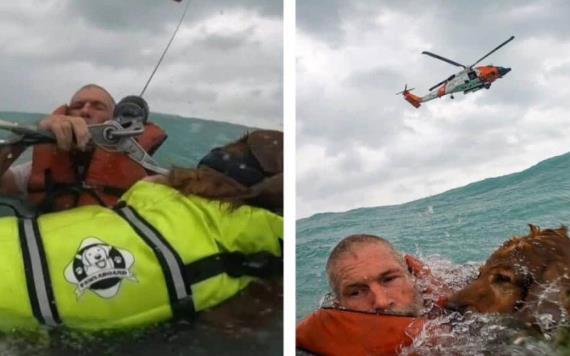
[296,308,426,356]
[0,180,282,331]
[27,123,167,212]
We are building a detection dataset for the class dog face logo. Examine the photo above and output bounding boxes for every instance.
[64,237,137,299]
[83,245,111,270]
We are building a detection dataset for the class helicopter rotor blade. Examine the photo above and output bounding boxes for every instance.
[470,35,515,67]
[422,51,466,68]
[429,78,448,92]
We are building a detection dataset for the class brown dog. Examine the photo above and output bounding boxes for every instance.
[165,129,283,213]
[447,225,570,325]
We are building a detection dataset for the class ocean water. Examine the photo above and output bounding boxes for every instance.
[297,151,570,354]
[0,111,282,355]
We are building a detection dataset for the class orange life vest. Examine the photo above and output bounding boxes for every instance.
[296,308,426,356]
[27,122,167,212]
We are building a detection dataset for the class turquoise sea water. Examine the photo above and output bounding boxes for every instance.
[297,151,570,353]
[0,111,282,356]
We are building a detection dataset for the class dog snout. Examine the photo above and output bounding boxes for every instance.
[445,298,470,314]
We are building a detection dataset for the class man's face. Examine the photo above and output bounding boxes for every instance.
[68,86,114,125]
[333,242,422,314]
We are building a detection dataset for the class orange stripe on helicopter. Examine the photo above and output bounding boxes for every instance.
[437,82,447,97]
[477,66,500,83]
[404,92,422,108]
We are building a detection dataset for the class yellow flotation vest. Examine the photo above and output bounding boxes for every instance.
[0,180,283,331]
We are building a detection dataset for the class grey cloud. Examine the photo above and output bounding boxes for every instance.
[297,103,403,155]
[343,67,405,90]
[297,0,570,217]
[67,0,180,33]
[68,0,282,32]
[147,84,219,106]
[0,0,282,129]
[297,0,344,46]
[193,26,256,51]
[297,0,570,53]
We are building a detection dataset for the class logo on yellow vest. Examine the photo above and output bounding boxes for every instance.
[64,237,137,298]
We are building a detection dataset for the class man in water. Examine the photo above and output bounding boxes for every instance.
[297,234,449,355]
[326,234,426,314]
[0,84,166,212]
[0,84,115,197]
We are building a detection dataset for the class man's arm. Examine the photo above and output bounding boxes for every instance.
[0,103,95,197]
[0,145,28,196]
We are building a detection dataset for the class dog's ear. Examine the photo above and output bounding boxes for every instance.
[247,130,283,175]
[516,263,570,327]
[528,224,541,238]
[555,225,568,238]
[246,173,283,213]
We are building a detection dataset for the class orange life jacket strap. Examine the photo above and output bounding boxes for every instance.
[27,122,167,212]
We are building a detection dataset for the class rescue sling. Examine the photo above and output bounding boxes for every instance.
[27,123,167,212]
[0,180,283,331]
[296,308,426,356]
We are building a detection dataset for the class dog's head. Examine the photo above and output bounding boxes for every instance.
[447,225,570,325]
[168,129,283,213]
[219,129,283,177]
[81,245,111,268]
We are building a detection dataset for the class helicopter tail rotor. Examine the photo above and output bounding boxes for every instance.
[395,84,415,95]
[397,84,422,108]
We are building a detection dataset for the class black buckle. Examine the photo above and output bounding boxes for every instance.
[223,252,282,279]
[198,148,265,187]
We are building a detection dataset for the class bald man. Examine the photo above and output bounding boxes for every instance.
[326,234,425,314]
[0,84,115,197]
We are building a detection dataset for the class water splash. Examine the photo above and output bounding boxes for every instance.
[313,256,570,355]
[399,258,569,355]
[400,312,559,356]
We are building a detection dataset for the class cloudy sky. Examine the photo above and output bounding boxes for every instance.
[0,0,282,129]
[296,0,570,218]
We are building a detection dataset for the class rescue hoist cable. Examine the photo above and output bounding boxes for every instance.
[140,0,191,97]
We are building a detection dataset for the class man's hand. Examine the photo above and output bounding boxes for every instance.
[405,255,431,277]
[405,254,452,302]
[38,105,91,151]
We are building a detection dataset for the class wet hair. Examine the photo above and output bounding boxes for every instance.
[72,84,116,107]
[326,234,406,297]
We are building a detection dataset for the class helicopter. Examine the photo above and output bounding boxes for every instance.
[397,35,514,108]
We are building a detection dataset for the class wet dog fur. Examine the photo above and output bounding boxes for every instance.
[447,225,570,326]
[167,129,283,214]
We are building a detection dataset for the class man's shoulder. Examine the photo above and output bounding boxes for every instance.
[10,161,32,194]
[11,161,32,175]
